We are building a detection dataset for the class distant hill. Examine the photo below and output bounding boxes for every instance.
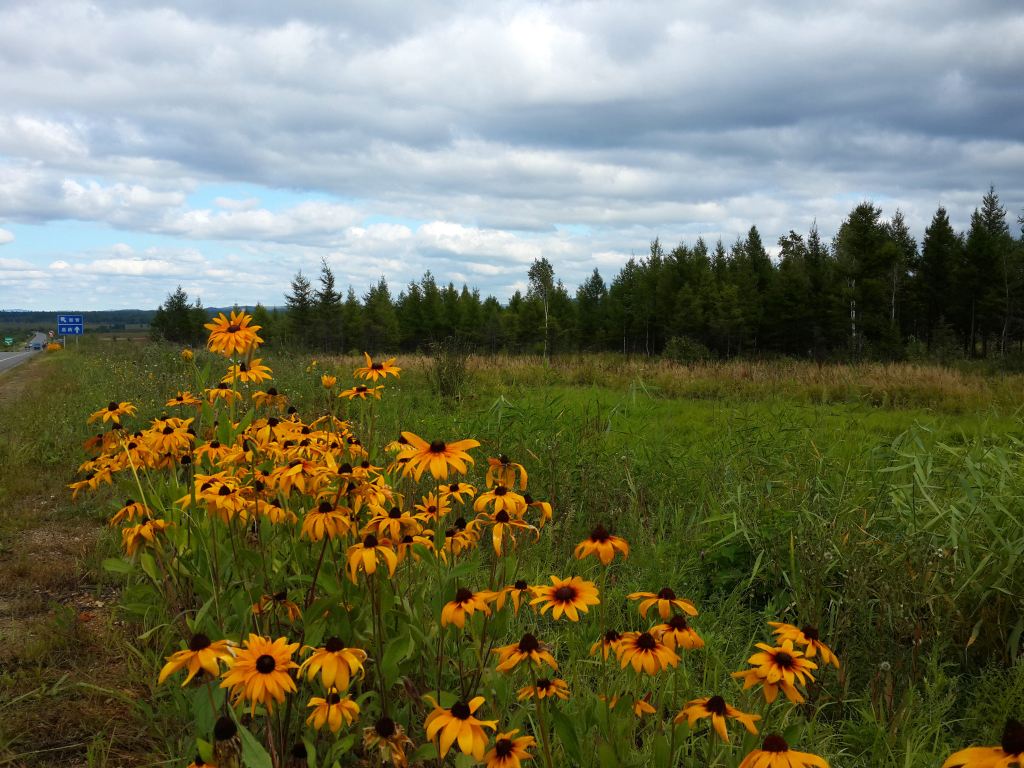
[0,309,158,332]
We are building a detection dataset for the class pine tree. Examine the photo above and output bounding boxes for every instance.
[285,271,315,347]
[314,259,343,352]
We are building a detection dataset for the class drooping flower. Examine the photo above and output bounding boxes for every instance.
[219,634,300,714]
[486,455,528,489]
[299,638,367,691]
[363,717,414,767]
[423,696,497,760]
[616,631,680,675]
[223,358,273,385]
[205,310,263,356]
[573,524,629,565]
[492,633,558,672]
[675,696,760,743]
[627,588,698,620]
[768,622,840,668]
[738,734,829,768]
[339,384,384,400]
[321,374,337,389]
[590,629,623,660]
[441,587,492,629]
[122,518,172,556]
[345,535,399,582]
[252,591,302,623]
[517,678,570,701]
[651,614,705,651]
[306,690,360,733]
[731,640,817,704]
[300,500,353,541]
[477,509,537,556]
[530,576,600,621]
[166,391,202,407]
[158,634,234,686]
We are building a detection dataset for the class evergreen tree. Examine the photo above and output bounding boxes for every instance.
[576,269,607,350]
[285,271,315,347]
[151,285,206,344]
[314,259,344,352]
[362,277,399,351]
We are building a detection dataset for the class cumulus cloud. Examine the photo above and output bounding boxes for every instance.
[0,227,13,244]
[0,0,1021,308]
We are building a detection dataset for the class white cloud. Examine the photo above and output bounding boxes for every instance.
[0,227,13,244]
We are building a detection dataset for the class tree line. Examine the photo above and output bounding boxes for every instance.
[152,187,1024,360]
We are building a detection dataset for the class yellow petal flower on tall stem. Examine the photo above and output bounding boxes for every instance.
[88,400,137,424]
[205,310,262,356]
[574,524,629,565]
[485,729,537,768]
[492,633,558,672]
[768,621,841,668]
[219,634,299,715]
[363,717,414,768]
[158,634,235,686]
[397,431,480,481]
[306,690,360,733]
[354,352,401,381]
[441,587,492,629]
[615,631,680,674]
[675,696,760,743]
[731,640,817,704]
[627,587,698,620]
[423,695,497,760]
[516,678,570,701]
[529,576,600,621]
[345,535,399,582]
[299,638,367,691]
[942,719,1024,768]
[738,735,829,768]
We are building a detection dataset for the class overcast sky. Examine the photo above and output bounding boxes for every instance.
[1,1,1022,310]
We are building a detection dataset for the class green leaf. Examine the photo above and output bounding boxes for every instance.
[550,708,581,764]
[782,721,803,745]
[651,730,670,766]
[455,754,477,768]
[139,552,160,583]
[232,716,273,768]
[196,738,214,764]
[597,742,620,767]
[301,737,318,768]
[102,557,132,574]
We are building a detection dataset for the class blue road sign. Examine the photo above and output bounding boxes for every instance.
[58,314,83,325]
[59,324,83,335]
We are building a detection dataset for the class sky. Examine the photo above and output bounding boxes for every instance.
[0,1,1022,311]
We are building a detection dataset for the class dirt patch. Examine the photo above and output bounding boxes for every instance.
[0,354,55,406]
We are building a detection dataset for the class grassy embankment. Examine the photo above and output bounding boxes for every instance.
[2,340,1023,766]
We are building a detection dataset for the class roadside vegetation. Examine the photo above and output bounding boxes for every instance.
[2,333,1023,767]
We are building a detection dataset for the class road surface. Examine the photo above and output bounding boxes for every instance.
[0,332,47,375]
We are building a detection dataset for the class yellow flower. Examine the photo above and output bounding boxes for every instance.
[486,455,528,489]
[675,696,760,743]
[321,374,337,389]
[219,634,300,714]
[768,622,840,668]
[345,535,399,582]
[363,717,414,767]
[738,735,829,768]
[299,638,367,691]
[181,348,194,361]
[942,719,1024,768]
[529,576,600,621]
[306,690,360,733]
[517,678,570,701]
[300,500,353,541]
[573,524,629,565]
[166,391,201,407]
[616,631,680,675]
[339,384,384,400]
[590,629,622,660]
[731,640,817,704]
[484,729,537,768]
[441,588,492,629]
[492,633,558,672]
[354,352,401,381]
[252,592,302,623]
[651,615,705,651]
[423,695,497,760]
[122,518,172,556]
[223,358,273,385]
[627,588,698,620]
[88,400,137,424]
[397,431,480,481]
[205,310,263,357]
[158,634,234,686]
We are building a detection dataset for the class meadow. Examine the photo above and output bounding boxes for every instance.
[1,330,1022,768]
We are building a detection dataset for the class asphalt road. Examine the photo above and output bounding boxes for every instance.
[0,332,47,375]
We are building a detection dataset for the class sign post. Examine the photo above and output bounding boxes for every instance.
[57,314,84,347]
[3,337,11,347]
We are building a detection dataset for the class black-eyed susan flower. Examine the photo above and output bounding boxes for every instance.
[251,387,288,410]
[652,615,705,651]
[354,352,401,382]
[522,494,552,527]
[441,587,492,629]
[415,492,451,521]
[205,382,243,404]
[212,716,241,768]
[220,634,300,714]
[89,400,137,424]
[252,591,302,623]
[485,580,532,614]
[486,455,528,489]
[363,506,422,541]
[299,638,367,691]
[675,696,760,743]
[339,384,384,400]
[478,509,537,555]
[363,716,414,767]
[768,622,840,668]
[205,310,263,356]
[731,640,817,704]
[185,755,212,768]
[492,633,558,672]
[627,587,698,620]
[616,631,680,674]
[632,694,657,717]
[397,432,480,481]
[473,485,527,517]
[573,524,629,565]
[300,500,353,541]
[590,629,623,660]
[193,439,232,466]
[517,678,570,701]
[158,634,234,686]
[423,695,497,760]
[942,719,1024,768]
[345,535,398,582]
[166,391,201,407]
[306,690,360,733]
[442,481,477,505]
[224,358,273,385]
[321,374,337,389]
[530,575,600,621]
[109,498,151,526]
[484,729,536,768]
[122,518,172,556]
[738,735,829,768]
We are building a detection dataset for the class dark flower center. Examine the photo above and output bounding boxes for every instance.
[590,524,610,542]
[450,701,471,720]
[536,678,552,690]
[397,435,409,444]
[454,588,474,603]
[239,363,249,372]
[209,440,220,448]
[214,716,237,740]
[762,734,789,753]
[668,615,689,630]
[514,580,528,590]
[267,388,279,396]
[162,426,175,435]
[705,695,727,715]
[226,324,240,333]
[363,534,379,548]
[657,587,677,600]
[774,651,794,668]
[636,632,657,650]
[193,755,205,766]
[429,440,446,453]
[124,498,134,505]
[338,462,352,474]
[801,625,820,641]
[326,692,341,705]
[268,417,280,426]
[188,633,211,652]
[495,738,514,757]
[356,386,368,393]
[324,637,344,653]
[498,453,509,464]
[176,395,184,402]
[1003,719,1024,755]
[604,629,621,643]
[518,633,540,653]
[495,510,510,523]
[127,441,137,450]
[255,654,276,673]
[553,586,577,602]
[524,493,534,504]
[360,461,370,468]
[318,501,333,514]
[273,590,287,601]
[218,485,232,496]
[217,382,229,390]
[401,534,413,543]
[454,517,467,529]
[371,362,383,370]
[375,716,396,737]
[108,401,119,411]
[494,486,508,496]
[389,507,402,518]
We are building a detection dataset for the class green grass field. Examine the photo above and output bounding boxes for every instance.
[1,341,1022,767]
